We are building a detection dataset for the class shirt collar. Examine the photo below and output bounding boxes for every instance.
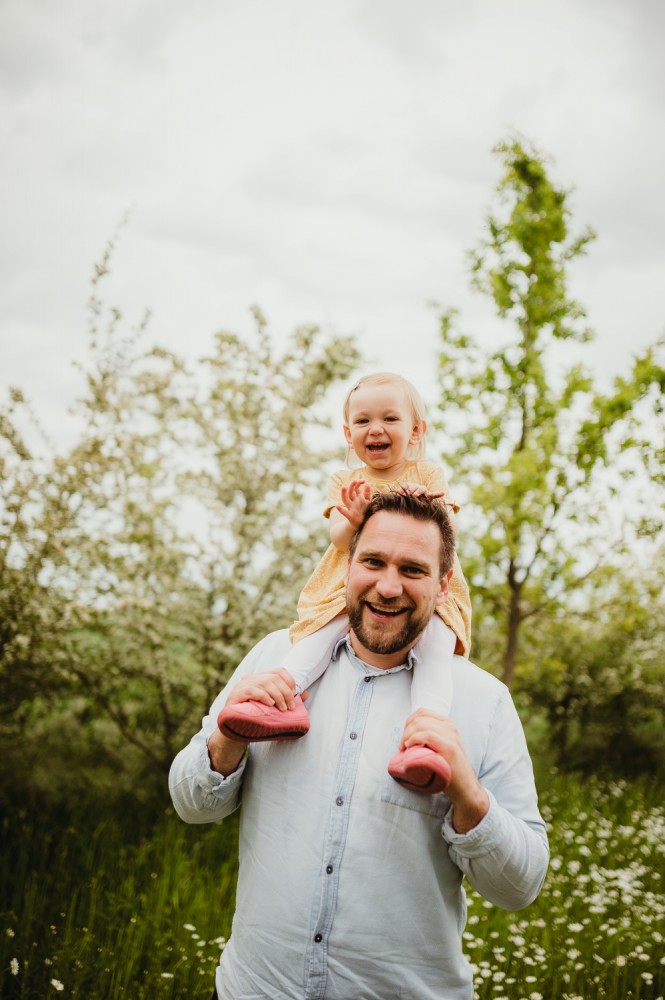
[333,634,416,675]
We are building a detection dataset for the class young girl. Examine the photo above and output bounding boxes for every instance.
[218,372,471,794]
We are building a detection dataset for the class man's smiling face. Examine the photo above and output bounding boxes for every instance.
[345,510,451,669]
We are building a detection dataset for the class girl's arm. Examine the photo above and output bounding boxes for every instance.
[330,479,372,552]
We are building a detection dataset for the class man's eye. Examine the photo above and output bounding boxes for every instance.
[403,567,425,577]
[363,558,382,568]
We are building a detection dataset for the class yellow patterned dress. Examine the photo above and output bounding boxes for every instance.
[289,460,472,656]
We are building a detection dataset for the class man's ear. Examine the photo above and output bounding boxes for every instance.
[344,557,355,593]
[435,568,453,606]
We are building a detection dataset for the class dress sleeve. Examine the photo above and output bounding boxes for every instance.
[324,469,349,519]
[420,462,461,513]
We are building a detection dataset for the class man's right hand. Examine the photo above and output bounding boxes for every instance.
[208,669,301,777]
[223,667,299,713]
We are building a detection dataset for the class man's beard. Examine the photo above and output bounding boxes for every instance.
[347,593,434,656]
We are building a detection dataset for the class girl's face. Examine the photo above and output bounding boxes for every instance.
[343,382,424,477]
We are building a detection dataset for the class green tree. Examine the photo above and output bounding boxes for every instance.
[0,243,360,801]
[435,137,664,687]
[519,556,665,775]
[180,305,360,706]
[0,389,75,724]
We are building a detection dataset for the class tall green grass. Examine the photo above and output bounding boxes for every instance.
[0,801,239,998]
[1,773,663,999]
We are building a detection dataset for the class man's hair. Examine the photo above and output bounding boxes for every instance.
[348,491,455,577]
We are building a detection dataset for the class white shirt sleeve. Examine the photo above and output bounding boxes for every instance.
[168,630,292,824]
[441,686,550,910]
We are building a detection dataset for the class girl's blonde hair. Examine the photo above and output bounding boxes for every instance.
[343,372,428,466]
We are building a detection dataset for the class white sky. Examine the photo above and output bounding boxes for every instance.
[1,0,664,451]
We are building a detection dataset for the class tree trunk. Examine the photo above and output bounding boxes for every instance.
[502,570,522,688]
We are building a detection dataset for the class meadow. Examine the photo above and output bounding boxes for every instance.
[1,772,663,999]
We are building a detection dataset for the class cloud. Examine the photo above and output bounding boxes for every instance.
[1,0,663,450]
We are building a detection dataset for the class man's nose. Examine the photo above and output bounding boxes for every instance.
[376,568,403,598]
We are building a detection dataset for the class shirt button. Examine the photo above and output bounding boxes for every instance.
[364,676,372,682]
[336,796,344,806]
[349,731,357,740]
[326,865,333,874]
[314,933,323,943]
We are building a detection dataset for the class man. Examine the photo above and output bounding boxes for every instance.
[169,492,549,1000]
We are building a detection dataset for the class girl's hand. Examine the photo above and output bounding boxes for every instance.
[336,479,372,527]
[398,482,445,499]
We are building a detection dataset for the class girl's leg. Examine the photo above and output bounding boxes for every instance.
[388,616,457,795]
[410,616,456,716]
[217,616,350,742]
[281,614,350,693]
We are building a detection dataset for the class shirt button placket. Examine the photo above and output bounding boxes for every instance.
[305,668,375,1000]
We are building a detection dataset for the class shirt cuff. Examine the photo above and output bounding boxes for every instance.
[200,735,248,797]
[441,791,507,856]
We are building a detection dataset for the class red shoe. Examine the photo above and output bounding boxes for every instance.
[217,695,310,742]
[387,745,451,794]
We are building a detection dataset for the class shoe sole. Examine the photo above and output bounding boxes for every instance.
[390,770,448,793]
[217,694,310,743]
[218,721,309,742]
[388,748,451,794]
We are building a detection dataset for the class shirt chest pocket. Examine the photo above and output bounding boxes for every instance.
[378,727,453,820]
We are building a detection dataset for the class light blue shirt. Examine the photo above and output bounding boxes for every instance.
[169,630,549,1000]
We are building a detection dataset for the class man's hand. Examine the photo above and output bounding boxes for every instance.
[224,667,299,712]
[336,479,372,527]
[208,669,303,778]
[400,709,489,834]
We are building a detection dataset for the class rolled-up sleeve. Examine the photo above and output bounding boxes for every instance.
[168,729,248,824]
[442,687,549,910]
[168,630,292,825]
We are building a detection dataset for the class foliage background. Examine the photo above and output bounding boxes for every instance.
[1,138,663,997]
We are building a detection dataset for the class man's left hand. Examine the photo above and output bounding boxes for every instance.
[399,709,489,834]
